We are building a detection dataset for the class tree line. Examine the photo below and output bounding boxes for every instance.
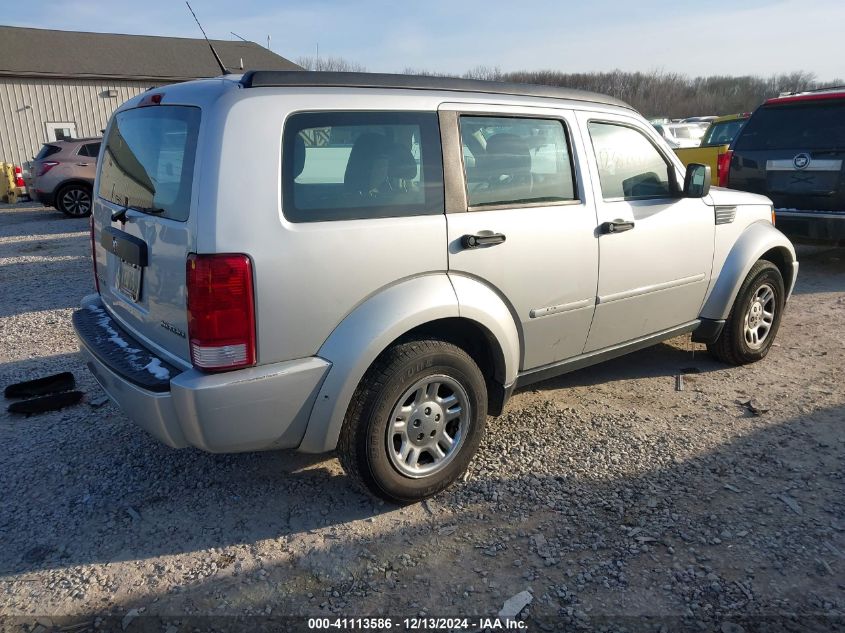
[296,57,841,118]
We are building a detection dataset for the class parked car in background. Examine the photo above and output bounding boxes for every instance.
[29,138,102,217]
[654,122,706,148]
[726,89,845,243]
[674,113,751,180]
[73,71,797,502]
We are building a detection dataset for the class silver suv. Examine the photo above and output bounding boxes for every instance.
[30,138,101,217]
[73,72,798,502]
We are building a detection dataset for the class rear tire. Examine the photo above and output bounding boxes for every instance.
[56,184,92,217]
[707,260,785,365]
[337,339,487,503]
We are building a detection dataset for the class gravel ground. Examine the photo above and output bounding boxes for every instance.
[0,202,843,632]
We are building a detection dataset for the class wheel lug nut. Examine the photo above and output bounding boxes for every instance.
[430,430,436,437]
[424,407,431,415]
[417,433,424,441]
[435,414,441,421]
[413,419,421,427]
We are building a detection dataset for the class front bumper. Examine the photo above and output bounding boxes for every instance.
[775,209,845,243]
[73,297,331,452]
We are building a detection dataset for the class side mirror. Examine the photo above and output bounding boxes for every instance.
[683,163,711,198]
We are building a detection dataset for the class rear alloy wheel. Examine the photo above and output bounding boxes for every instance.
[707,260,785,365]
[57,184,92,217]
[338,338,487,503]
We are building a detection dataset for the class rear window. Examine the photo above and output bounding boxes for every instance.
[734,100,845,151]
[282,111,443,222]
[35,144,61,160]
[98,106,200,221]
[701,119,746,146]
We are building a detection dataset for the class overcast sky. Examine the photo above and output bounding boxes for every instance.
[9,0,845,80]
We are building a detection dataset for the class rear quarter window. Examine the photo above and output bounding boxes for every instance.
[281,111,444,222]
[98,106,200,221]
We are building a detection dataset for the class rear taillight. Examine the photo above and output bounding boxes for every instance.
[717,150,733,188]
[13,166,24,188]
[37,161,59,177]
[90,214,99,293]
[186,254,256,371]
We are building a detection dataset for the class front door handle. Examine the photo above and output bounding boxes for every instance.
[461,232,507,249]
[599,220,635,234]
[76,163,90,166]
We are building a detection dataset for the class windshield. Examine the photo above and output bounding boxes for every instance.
[97,105,200,221]
[734,100,845,151]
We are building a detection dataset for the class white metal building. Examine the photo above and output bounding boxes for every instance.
[0,26,300,166]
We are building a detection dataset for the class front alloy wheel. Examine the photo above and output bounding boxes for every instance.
[707,260,785,365]
[743,283,776,349]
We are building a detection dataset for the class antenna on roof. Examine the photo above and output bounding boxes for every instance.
[230,31,248,42]
[185,1,229,75]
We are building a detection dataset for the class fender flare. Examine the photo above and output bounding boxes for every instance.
[700,221,798,321]
[298,273,520,453]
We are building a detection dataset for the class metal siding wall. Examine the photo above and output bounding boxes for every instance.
[0,78,155,167]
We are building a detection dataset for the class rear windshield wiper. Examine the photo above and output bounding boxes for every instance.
[111,197,130,223]
[111,201,165,223]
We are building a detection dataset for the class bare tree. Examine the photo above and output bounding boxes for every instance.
[499,69,842,117]
[296,55,367,72]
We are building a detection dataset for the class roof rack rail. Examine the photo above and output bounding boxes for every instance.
[239,70,633,110]
[778,84,845,97]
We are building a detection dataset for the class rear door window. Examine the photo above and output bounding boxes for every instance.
[98,106,200,221]
[459,116,576,208]
[588,122,674,200]
[735,100,845,150]
[282,111,443,222]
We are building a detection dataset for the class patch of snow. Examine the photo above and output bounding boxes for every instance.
[143,358,170,381]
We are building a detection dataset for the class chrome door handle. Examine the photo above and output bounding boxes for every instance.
[461,232,506,249]
[599,220,635,234]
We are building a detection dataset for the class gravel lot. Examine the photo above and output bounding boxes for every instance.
[1,202,843,632]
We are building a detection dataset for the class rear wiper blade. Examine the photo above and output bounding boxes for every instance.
[137,206,166,214]
[111,197,130,223]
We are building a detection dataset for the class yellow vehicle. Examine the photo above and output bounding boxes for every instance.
[674,113,750,185]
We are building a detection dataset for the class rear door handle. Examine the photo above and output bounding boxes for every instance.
[461,232,507,249]
[599,220,635,234]
[76,163,90,166]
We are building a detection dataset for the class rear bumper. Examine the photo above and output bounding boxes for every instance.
[33,190,54,207]
[73,296,331,452]
[775,209,845,243]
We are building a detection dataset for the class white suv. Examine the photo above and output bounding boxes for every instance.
[73,71,798,502]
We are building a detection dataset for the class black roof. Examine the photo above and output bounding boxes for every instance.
[0,26,300,81]
[241,71,632,109]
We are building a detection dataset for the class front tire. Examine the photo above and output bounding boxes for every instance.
[56,184,92,217]
[707,260,785,365]
[338,339,487,503]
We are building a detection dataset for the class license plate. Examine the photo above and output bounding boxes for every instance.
[117,259,142,302]
[768,171,835,194]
